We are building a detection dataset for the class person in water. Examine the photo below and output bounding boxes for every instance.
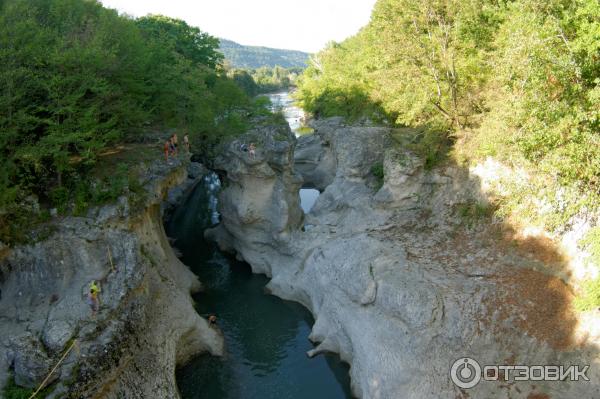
[208,314,217,326]
[88,280,101,318]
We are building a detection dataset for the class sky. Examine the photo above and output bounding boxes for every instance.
[99,0,377,53]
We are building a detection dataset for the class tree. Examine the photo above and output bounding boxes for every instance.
[136,15,223,69]
[229,69,258,97]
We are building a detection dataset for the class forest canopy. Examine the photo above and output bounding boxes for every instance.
[296,0,599,191]
[0,0,263,243]
[218,38,309,69]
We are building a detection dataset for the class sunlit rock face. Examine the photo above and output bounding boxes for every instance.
[208,117,600,399]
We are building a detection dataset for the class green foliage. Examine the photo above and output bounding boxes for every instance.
[219,38,309,69]
[296,0,600,192]
[575,278,600,311]
[228,69,259,97]
[3,378,32,399]
[249,66,303,93]
[412,130,453,171]
[371,162,385,190]
[487,0,600,189]
[580,227,600,267]
[49,187,70,214]
[136,15,222,69]
[371,163,384,180]
[0,200,34,245]
[455,200,496,228]
[391,127,453,170]
[227,66,304,95]
[575,226,600,311]
[295,36,388,122]
[0,0,259,243]
[253,96,272,110]
[297,1,498,127]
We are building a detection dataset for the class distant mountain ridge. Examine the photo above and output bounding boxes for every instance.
[219,38,310,69]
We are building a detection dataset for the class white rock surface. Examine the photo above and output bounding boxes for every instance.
[208,118,600,399]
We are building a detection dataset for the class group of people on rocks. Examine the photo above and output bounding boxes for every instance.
[164,132,191,162]
[163,132,257,163]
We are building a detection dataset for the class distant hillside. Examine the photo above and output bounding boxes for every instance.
[219,39,309,69]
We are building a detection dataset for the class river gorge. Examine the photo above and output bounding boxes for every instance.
[1,92,599,399]
[167,172,351,399]
[167,92,350,398]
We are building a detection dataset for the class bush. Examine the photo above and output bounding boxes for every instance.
[371,162,385,189]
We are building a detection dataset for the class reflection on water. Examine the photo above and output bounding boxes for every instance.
[166,174,352,399]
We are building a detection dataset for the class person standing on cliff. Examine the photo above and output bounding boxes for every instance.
[183,133,190,153]
[249,143,256,159]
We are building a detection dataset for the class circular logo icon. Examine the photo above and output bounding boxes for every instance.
[450,357,482,389]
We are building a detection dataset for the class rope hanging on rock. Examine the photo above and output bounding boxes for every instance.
[28,339,78,399]
[107,246,115,272]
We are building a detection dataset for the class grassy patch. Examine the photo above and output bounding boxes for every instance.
[575,278,600,312]
[455,200,496,228]
[580,227,600,267]
[575,227,600,311]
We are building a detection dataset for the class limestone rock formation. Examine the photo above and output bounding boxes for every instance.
[205,123,304,274]
[208,118,600,399]
[0,160,222,398]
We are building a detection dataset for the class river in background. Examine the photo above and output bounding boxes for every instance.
[169,174,351,398]
[267,91,322,210]
[266,91,313,136]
